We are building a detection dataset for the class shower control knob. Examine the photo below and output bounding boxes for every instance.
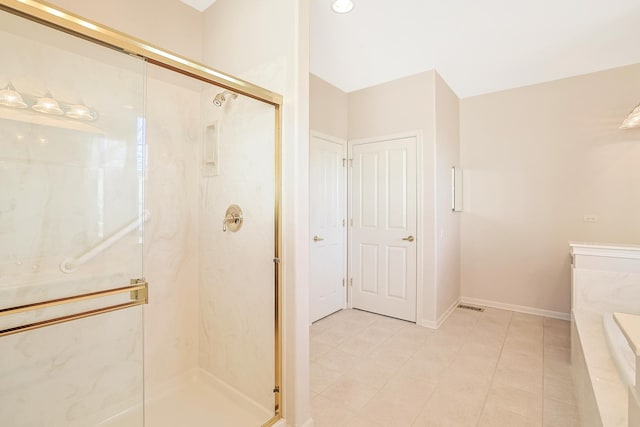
[222,204,243,232]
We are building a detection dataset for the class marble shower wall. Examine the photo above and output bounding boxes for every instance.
[143,65,201,394]
[0,11,145,427]
[144,71,278,413]
[198,87,276,413]
[0,10,145,299]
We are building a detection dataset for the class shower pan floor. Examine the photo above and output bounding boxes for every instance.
[103,371,271,427]
[145,374,269,427]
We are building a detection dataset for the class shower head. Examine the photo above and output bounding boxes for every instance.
[213,91,237,107]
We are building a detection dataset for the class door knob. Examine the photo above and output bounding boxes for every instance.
[402,235,415,242]
[313,235,324,242]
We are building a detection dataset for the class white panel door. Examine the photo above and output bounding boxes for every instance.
[350,136,417,321]
[310,133,346,322]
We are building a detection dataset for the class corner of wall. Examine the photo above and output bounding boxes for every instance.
[432,70,462,323]
[419,296,460,329]
[309,73,348,139]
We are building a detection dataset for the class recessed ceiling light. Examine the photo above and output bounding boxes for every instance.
[332,0,354,14]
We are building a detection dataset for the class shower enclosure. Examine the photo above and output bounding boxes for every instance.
[0,2,282,426]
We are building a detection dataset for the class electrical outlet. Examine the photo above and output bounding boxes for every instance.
[583,214,599,223]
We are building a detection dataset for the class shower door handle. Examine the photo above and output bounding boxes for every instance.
[0,279,148,338]
[402,235,415,242]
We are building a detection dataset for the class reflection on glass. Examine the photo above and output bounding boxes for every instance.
[0,8,145,427]
[65,103,97,121]
[31,94,63,115]
[0,83,27,108]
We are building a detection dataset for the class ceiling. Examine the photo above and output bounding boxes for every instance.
[310,0,640,97]
[181,0,640,98]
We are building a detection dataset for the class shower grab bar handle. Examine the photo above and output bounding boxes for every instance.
[60,209,150,273]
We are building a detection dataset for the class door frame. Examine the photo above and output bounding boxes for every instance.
[347,131,424,324]
[309,130,348,320]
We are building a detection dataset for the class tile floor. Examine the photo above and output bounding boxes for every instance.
[310,307,579,426]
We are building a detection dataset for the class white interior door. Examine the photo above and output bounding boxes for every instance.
[309,133,346,322]
[350,136,417,322]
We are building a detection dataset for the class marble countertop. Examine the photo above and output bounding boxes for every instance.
[570,241,640,250]
[569,241,640,259]
[614,312,640,357]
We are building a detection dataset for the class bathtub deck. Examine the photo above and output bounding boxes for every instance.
[613,312,640,357]
[573,309,628,426]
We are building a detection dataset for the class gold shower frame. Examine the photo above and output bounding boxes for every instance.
[0,1,284,425]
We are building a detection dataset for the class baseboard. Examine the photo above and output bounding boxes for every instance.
[417,297,461,329]
[418,318,438,329]
[460,296,570,321]
[437,297,461,327]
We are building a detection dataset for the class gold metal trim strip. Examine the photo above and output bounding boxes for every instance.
[0,283,147,317]
[273,104,283,420]
[0,282,148,337]
[260,104,283,427]
[0,300,144,338]
[0,0,283,106]
[262,412,281,427]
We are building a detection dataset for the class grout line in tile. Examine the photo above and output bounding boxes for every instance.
[474,310,513,427]
[311,309,572,427]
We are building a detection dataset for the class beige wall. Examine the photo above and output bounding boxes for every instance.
[203,0,311,424]
[460,64,640,316]
[348,70,450,326]
[310,73,348,139]
[47,0,203,60]
[434,73,461,321]
[348,71,436,141]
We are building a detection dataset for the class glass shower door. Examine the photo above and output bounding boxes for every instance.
[0,9,146,427]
